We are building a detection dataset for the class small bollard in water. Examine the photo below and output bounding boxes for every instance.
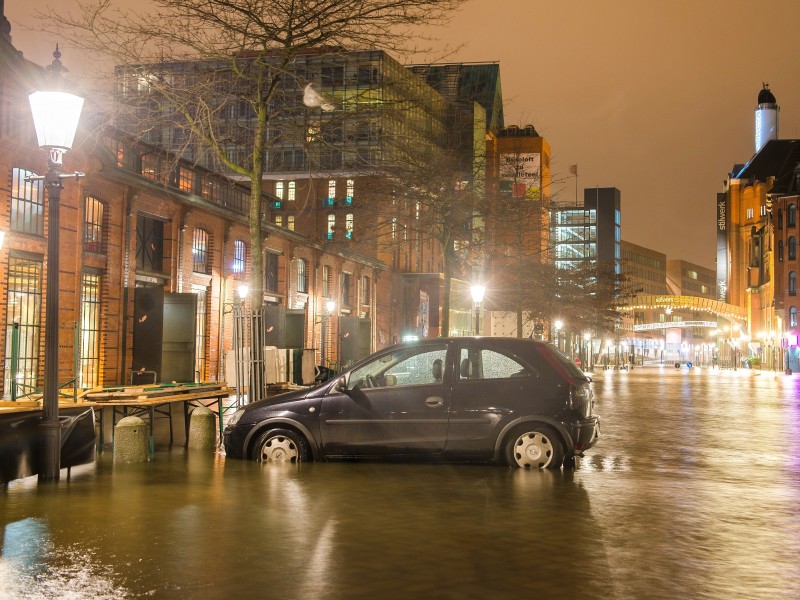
[114,416,149,463]
[188,406,217,451]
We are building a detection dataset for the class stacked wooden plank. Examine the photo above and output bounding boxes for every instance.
[83,382,232,404]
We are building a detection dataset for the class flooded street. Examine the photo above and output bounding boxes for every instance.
[2,368,800,599]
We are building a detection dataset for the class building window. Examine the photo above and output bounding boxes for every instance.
[265,252,279,293]
[288,181,296,202]
[323,265,332,298]
[178,167,195,193]
[84,196,104,254]
[790,271,797,296]
[79,273,102,388]
[345,179,354,205]
[287,215,295,231]
[11,168,44,236]
[194,287,208,382]
[392,217,397,239]
[789,236,797,261]
[4,256,42,398]
[135,215,164,272]
[297,259,308,293]
[327,214,335,240]
[790,306,798,328]
[192,228,209,273]
[345,213,354,239]
[232,240,246,280]
[141,154,159,180]
[362,275,371,304]
[328,179,336,200]
[275,215,283,228]
[342,272,352,307]
[789,203,797,227]
[746,208,754,220]
[275,181,284,200]
[760,205,767,217]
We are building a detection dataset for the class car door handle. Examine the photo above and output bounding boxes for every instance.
[425,396,444,408]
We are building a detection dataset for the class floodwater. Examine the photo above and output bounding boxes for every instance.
[2,367,800,599]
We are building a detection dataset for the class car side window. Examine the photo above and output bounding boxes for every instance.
[347,345,448,389]
[458,348,534,380]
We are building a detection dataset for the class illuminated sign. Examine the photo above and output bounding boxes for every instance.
[633,321,719,332]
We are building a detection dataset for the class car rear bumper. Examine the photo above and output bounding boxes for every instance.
[566,416,600,453]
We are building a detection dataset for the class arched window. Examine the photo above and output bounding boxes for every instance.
[297,258,307,293]
[789,236,797,261]
[192,228,209,273]
[790,306,798,328]
[789,203,797,227]
[790,271,797,296]
[84,196,104,253]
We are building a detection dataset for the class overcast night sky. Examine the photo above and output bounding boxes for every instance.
[7,0,800,270]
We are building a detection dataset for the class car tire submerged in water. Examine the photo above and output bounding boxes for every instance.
[251,428,309,463]
[504,425,564,469]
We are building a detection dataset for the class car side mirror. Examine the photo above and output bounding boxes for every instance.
[333,375,349,394]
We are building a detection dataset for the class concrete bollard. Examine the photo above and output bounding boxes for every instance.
[188,406,217,451]
[114,416,149,463]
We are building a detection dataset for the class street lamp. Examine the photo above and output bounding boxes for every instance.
[583,332,591,371]
[470,284,485,336]
[28,48,85,482]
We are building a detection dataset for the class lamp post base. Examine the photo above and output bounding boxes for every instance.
[38,418,62,482]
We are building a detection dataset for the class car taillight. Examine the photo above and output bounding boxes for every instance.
[569,383,593,417]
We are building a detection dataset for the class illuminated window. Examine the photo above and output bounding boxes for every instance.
[346,213,353,239]
[83,196,104,254]
[192,228,209,273]
[194,287,208,382]
[791,306,798,328]
[288,181,296,202]
[178,167,194,193]
[327,214,335,240]
[232,240,246,280]
[11,168,44,236]
[328,179,336,200]
[79,273,102,388]
[275,215,283,228]
[141,154,159,181]
[746,208,754,220]
[345,179,354,205]
[287,215,295,231]
[275,181,284,199]
[392,217,397,239]
[4,256,42,399]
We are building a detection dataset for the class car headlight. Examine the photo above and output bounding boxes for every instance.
[226,408,246,428]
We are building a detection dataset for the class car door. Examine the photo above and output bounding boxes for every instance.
[320,342,451,456]
[446,340,546,459]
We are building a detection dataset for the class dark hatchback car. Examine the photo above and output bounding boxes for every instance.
[223,337,599,469]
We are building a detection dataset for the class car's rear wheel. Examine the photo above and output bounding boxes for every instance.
[251,428,309,463]
[504,425,564,469]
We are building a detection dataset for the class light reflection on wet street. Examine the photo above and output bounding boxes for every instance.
[2,368,800,599]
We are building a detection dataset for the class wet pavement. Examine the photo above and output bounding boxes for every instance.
[2,367,800,599]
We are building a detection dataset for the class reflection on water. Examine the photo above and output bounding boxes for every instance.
[1,369,799,599]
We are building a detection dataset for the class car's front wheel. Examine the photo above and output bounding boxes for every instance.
[504,424,564,469]
[251,428,309,464]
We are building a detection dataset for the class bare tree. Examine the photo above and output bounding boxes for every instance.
[36,0,469,308]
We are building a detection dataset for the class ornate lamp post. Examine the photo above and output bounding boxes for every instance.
[470,284,485,336]
[28,47,84,482]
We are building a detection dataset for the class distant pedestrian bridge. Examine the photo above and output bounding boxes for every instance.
[617,294,748,327]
